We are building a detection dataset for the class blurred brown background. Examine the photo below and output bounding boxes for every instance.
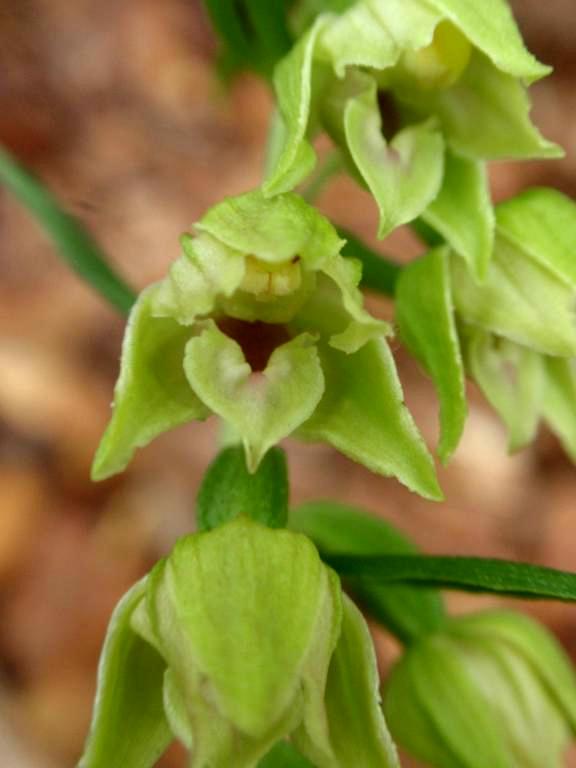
[0,1,575,766]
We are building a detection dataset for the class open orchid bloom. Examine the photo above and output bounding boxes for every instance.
[79,518,400,768]
[92,189,441,500]
[385,609,576,768]
[395,187,576,462]
[265,0,560,280]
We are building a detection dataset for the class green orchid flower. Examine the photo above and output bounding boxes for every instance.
[93,189,441,500]
[396,187,576,462]
[265,0,561,280]
[384,609,576,768]
[79,517,400,768]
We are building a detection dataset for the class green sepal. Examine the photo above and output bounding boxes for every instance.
[396,247,467,463]
[91,286,208,481]
[342,76,444,238]
[426,0,551,82]
[184,322,325,472]
[385,635,515,768]
[196,445,289,531]
[264,17,330,197]
[138,517,343,768]
[465,329,544,452]
[290,501,446,642]
[79,579,172,768]
[299,338,443,500]
[451,235,576,357]
[318,595,401,767]
[425,51,562,160]
[542,357,576,462]
[496,187,576,287]
[422,151,494,280]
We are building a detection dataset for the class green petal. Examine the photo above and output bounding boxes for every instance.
[465,329,544,452]
[151,233,245,325]
[496,188,576,288]
[144,518,342,766]
[316,596,400,768]
[92,287,208,481]
[79,579,172,768]
[422,151,495,280]
[386,636,514,768]
[289,501,446,642]
[197,189,343,267]
[343,77,445,238]
[299,338,442,500]
[431,51,562,160]
[184,322,325,471]
[316,0,440,75]
[264,17,330,197]
[396,247,467,463]
[542,357,576,463]
[451,237,576,357]
[320,254,389,352]
[427,0,551,81]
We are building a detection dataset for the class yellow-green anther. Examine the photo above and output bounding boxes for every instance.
[240,256,303,299]
[398,21,472,90]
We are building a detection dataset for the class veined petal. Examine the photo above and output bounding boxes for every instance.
[92,287,208,481]
[197,189,344,268]
[316,0,441,75]
[299,338,442,500]
[151,233,246,325]
[183,322,325,471]
[427,0,551,82]
[79,579,171,768]
[343,76,444,238]
[429,51,562,160]
[422,151,495,280]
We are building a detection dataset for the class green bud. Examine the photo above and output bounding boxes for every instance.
[384,610,576,768]
[80,518,400,768]
[93,189,441,500]
[267,0,560,277]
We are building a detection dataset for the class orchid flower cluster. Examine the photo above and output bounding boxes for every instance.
[79,1,576,767]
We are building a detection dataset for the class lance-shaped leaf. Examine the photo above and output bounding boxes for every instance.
[343,77,444,238]
[466,329,544,452]
[290,501,446,642]
[451,235,576,357]
[299,338,442,500]
[427,51,561,160]
[385,635,515,768]
[542,357,576,463]
[92,287,208,481]
[138,517,343,768]
[426,0,551,82]
[184,323,324,472]
[422,151,494,280]
[396,247,466,463]
[79,579,172,768]
[263,17,329,197]
[313,595,401,767]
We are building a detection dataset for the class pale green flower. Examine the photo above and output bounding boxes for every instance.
[266,0,560,279]
[79,517,400,768]
[93,189,441,500]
